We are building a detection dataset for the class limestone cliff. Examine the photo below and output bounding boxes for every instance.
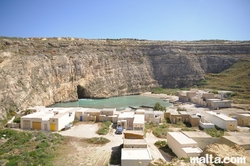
[0,37,249,118]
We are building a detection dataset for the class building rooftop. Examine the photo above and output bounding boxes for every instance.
[123,139,147,145]
[51,112,68,118]
[145,110,154,114]
[170,112,180,116]
[223,136,250,146]
[182,131,212,138]
[154,111,164,115]
[182,147,203,153]
[239,114,250,117]
[136,109,145,114]
[206,111,236,121]
[118,112,135,119]
[121,148,152,160]
[225,132,250,137]
[133,114,145,124]
[179,111,189,115]
[168,132,197,145]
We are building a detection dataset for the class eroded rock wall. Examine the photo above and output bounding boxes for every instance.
[0,38,249,118]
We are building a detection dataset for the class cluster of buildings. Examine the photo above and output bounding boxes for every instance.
[4,89,250,165]
[175,90,250,130]
[177,90,233,109]
[167,130,250,158]
[8,106,164,132]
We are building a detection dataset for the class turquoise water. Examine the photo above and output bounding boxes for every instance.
[52,95,172,110]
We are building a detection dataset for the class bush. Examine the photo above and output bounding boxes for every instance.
[13,117,20,123]
[86,137,110,144]
[97,121,112,135]
[154,140,167,147]
[153,102,166,111]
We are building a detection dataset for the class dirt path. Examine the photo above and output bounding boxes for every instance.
[53,123,123,166]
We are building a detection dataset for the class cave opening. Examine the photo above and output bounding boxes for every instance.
[77,85,88,99]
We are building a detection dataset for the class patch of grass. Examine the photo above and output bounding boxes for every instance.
[97,121,112,135]
[177,107,187,111]
[0,129,64,166]
[196,60,250,104]
[86,137,110,144]
[203,126,224,137]
[151,88,183,95]
[152,123,172,138]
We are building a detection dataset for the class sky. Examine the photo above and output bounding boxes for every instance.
[0,0,249,41]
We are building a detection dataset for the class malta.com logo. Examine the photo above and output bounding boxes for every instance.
[190,154,246,164]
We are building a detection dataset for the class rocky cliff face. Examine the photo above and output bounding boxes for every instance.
[0,37,249,118]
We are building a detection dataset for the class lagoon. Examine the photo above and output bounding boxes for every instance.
[52,95,172,110]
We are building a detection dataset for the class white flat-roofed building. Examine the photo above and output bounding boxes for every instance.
[136,109,145,114]
[167,132,202,158]
[182,131,220,150]
[121,148,152,166]
[204,111,237,131]
[49,110,75,131]
[133,114,145,131]
[118,112,135,130]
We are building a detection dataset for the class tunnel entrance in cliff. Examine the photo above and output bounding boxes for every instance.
[77,85,88,99]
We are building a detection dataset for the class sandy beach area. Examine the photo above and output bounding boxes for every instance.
[140,92,178,102]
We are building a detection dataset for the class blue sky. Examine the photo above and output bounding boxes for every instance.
[0,0,249,40]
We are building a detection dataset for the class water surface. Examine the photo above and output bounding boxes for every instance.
[52,95,171,110]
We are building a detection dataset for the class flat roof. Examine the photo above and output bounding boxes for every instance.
[154,111,164,115]
[119,112,135,118]
[51,112,68,118]
[179,111,189,115]
[168,132,197,145]
[170,112,180,115]
[133,114,145,124]
[121,148,152,160]
[223,136,250,146]
[225,132,250,138]
[182,147,202,153]
[182,131,212,138]
[206,111,236,121]
[239,114,250,117]
[123,139,147,145]
[145,110,154,114]
[206,99,221,101]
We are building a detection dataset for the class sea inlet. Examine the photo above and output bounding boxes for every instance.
[52,95,172,110]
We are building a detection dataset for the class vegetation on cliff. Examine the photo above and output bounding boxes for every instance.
[197,60,250,104]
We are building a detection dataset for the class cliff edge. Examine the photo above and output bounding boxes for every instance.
[0,37,249,118]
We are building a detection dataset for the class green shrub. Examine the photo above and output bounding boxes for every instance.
[204,127,224,137]
[13,117,20,123]
[154,140,167,147]
[153,102,166,111]
[97,121,112,135]
[86,137,110,144]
